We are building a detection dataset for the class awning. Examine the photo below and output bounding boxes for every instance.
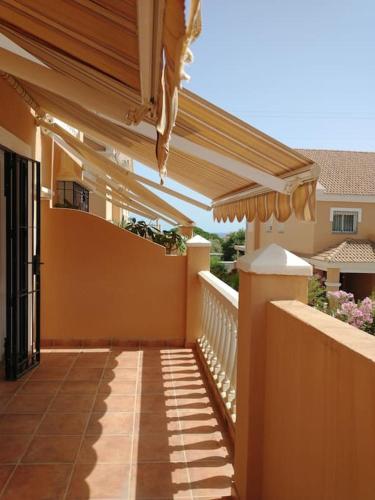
[21,79,317,223]
[0,0,201,174]
[176,91,318,222]
[0,1,318,223]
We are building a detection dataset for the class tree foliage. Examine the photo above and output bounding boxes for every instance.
[194,227,223,254]
[221,229,245,261]
[120,218,186,255]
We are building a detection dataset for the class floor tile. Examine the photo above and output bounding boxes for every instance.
[86,412,134,435]
[133,432,185,463]
[98,379,137,395]
[77,435,132,464]
[0,465,15,491]
[107,357,139,369]
[22,435,81,463]
[110,350,140,361]
[134,410,180,434]
[0,380,25,395]
[93,394,135,412]
[49,393,96,412]
[178,415,221,434]
[0,435,31,463]
[73,357,109,369]
[1,464,72,500]
[0,395,12,412]
[182,433,231,463]
[40,355,77,368]
[130,462,191,499]
[29,366,70,380]
[37,413,89,435]
[59,381,99,394]
[102,367,138,381]
[67,367,104,381]
[136,394,174,413]
[188,460,234,498]
[0,413,42,435]
[20,380,62,394]
[137,379,169,395]
[4,394,53,414]
[173,387,208,398]
[0,348,234,497]
[67,463,131,499]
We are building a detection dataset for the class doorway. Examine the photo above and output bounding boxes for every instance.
[0,151,5,365]
[1,147,41,380]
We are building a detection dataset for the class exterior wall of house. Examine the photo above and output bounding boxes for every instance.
[261,300,375,500]
[40,132,54,192]
[258,214,315,255]
[314,200,375,253]
[89,192,107,219]
[0,78,36,152]
[256,200,375,258]
[41,203,187,345]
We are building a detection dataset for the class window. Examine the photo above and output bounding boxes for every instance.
[265,217,273,233]
[55,181,89,212]
[332,211,358,233]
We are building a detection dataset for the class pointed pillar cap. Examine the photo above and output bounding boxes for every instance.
[237,244,312,276]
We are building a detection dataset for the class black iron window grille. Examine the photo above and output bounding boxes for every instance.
[55,180,89,212]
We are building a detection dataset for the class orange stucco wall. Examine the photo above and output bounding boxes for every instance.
[259,214,315,255]
[258,201,375,256]
[314,200,375,252]
[41,203,187,345]
[0,78,36,149]
[262,300,375,500]
[53,143,82,183]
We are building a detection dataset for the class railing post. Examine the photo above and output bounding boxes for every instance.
[185,235,211,347]
[234,244,312,500]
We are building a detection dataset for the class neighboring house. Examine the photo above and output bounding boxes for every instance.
[246,150,375,297]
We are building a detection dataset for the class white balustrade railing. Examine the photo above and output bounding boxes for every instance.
[197,270,238,422]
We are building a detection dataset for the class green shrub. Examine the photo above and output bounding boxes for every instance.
[308,275,328,311]
[210,256,228,281]
[221,229,245,261]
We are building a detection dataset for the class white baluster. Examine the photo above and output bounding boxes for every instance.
[197,271,238,425]
[215,308,227,384]
[199,287,209,349]
[220,313,233,395]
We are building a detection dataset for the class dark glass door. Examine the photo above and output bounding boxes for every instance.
[4,150,41,380]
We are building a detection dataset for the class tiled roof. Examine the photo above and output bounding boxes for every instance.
[311,239,375,263]
[296,149,375,195]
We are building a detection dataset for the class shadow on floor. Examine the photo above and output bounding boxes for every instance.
[0,347,234,499]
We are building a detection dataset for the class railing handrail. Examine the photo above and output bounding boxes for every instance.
[198,270,238,313]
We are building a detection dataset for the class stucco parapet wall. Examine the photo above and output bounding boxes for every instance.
[186,235,211,248]
[237,243,313,276]
[269,300,375,362]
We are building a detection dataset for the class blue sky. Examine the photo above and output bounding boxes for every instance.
[135,0,375,232]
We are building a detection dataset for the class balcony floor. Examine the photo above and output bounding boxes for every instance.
[0,348,234,499]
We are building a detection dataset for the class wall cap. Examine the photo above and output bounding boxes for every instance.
[186,235,211,248]
[237,243,313,276]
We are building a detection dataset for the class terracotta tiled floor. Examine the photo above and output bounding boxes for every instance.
[0,348,234,499]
